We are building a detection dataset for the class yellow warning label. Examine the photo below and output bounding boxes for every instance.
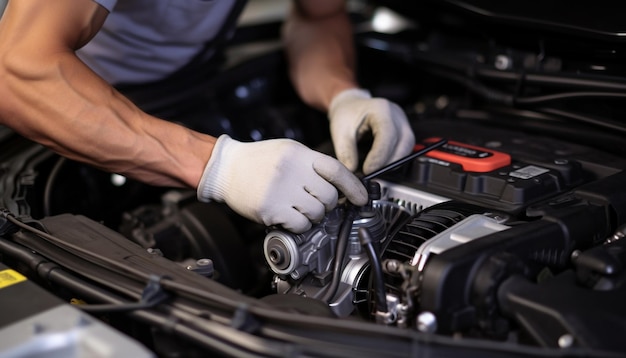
[0,269,27,289]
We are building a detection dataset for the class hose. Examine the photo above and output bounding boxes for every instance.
[358,227,388,315]
[321,208,356,303]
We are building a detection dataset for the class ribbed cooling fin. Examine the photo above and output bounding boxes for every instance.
[382,202,485,263]
[377,202,486,300]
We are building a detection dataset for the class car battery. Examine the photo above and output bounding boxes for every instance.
[391,138,586,214]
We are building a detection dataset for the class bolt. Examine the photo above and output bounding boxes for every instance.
[495,55,512,70]
[384,259,400,274]
[269,248,284,265]
[197,258,212,266]
[558,334,574,348]
[291,270,301,280]
[416,311,437,333]
[435,96,449,110]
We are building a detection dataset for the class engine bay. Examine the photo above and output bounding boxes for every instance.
[1,1,626,356]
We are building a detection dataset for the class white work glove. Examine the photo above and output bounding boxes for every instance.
[197,135,368,233]
[328,88,416,175]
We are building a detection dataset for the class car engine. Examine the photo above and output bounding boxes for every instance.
[1,0,626,357]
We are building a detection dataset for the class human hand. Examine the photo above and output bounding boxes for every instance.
[328,88,416,175]
[197,135,368,233]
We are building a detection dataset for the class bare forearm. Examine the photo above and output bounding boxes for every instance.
[0,0,216,189]
[283,1,359,111]
[0,51,215,188]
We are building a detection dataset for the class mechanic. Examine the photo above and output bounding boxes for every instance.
[0,0,415,233]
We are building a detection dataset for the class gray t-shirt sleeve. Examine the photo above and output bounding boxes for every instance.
[79,0,236,85]
[92,0,117,12]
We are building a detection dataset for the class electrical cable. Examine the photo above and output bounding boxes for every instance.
[422,66,626,133]
[515,91,626,104]
[3,212,151,281]
[2,211,243,311]
[537,107,626,134]
[360,35,626,112]
[0,236,162,312]
[42,156,66,217]
[0,234,166,313]
[407,42,626,92]
[359,34,626,99]
[424,66,626,107]
[358,227,388,315]
[320,208,356,304]
[475,67,626,92]
[421,66,516,105]
[77,275,170,313]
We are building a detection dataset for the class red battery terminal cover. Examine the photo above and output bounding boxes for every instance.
[414,137,511,172]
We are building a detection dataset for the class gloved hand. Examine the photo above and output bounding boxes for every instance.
[197,135,368,233]
[328,88,416,175]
